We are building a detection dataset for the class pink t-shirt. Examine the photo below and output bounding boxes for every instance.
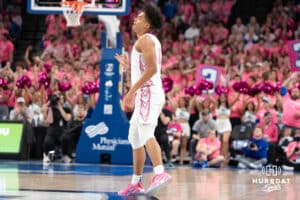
[56,71,73,82]
[257,108,278,124]
[192,44,202,58]
[286,141,300,161]
[184,73,194,83]
[24,71,34,82]
[167,122,182,140]
[199,2,209,12]
[169,71,183,86]
[179,3,194,23]
[230,101,243,118]
[282,95,300,128]
[259,122,279,143]
[167,56,177,69]
[173,41,189,54]
[224,1,233,13]
[228,94,243,118]
[0,40,14,62]
[242,72,257,81]
[212,1,222,12]
[198,138,221,159]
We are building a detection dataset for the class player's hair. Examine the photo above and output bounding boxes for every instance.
[144,5,162,30]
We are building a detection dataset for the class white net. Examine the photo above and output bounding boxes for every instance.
[62,7,84,27]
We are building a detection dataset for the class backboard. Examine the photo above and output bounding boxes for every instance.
[27,0,130,15]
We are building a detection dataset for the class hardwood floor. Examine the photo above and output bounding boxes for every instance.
[0,161,299,200]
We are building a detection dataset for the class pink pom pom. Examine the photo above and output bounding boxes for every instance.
[43,63,52,72]
[295,82,300,90]
[81,84,91,95]
[184,86,195,97]
[233,81,250,94]
[199,79,214,90]
[44,80,50,88]
[25,80,32,88]
[21,75,31,86]
[194,84,203,96]
[0,77,8,88]
[248,84,261,97]
[58,81,72,92]
[215,85,228,95]
[273,82,282,93]
[89,81,99,94]
[162,77,173,93]
[38,72,49,84]
[16,79,23,88]
[261,82,275,95]
[81,81,99,95]
[37,72,50,88]
[16,75,32,89]
[81,86,89,94]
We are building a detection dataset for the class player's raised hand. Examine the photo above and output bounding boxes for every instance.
[115,53,130,69]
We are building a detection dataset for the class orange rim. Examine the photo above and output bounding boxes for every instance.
[61,1,88,13]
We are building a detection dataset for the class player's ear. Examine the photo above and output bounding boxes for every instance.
[144,22,151,31]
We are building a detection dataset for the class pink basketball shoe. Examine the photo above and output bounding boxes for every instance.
[147,172,172,195]
[118,182,145,196]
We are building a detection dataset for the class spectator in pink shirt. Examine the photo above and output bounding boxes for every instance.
[213,22,228,44]
[259,112,279,144]
[166,118,182,163]
[41,35,66,62]
[178,0,194,24]
[278,73,300,130]
[0,32,14,66]
[193,129,224,168]
[256,96,278,124]
[280,87,300,129]
[168,64,182,88]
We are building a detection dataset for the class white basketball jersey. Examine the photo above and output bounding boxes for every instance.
[130,33,163,91]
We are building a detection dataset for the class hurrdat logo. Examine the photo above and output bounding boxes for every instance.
[0,128,9,136]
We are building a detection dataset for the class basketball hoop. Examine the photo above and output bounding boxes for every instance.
[61,0,88,27]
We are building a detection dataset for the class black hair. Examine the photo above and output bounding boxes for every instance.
[144,5,162,30]
[217,94,229,109]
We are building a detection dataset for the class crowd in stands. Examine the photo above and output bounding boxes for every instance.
[0,0,299,169]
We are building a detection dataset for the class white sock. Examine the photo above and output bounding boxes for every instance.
[153,165,164,175]
[131,174,142,184]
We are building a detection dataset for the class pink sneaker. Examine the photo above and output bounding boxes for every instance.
[118,182,145,196]
[147,172,172,195]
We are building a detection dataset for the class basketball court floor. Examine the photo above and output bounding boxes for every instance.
[0,161,299,200]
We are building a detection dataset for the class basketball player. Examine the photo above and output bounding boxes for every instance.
[115,5,172,196]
